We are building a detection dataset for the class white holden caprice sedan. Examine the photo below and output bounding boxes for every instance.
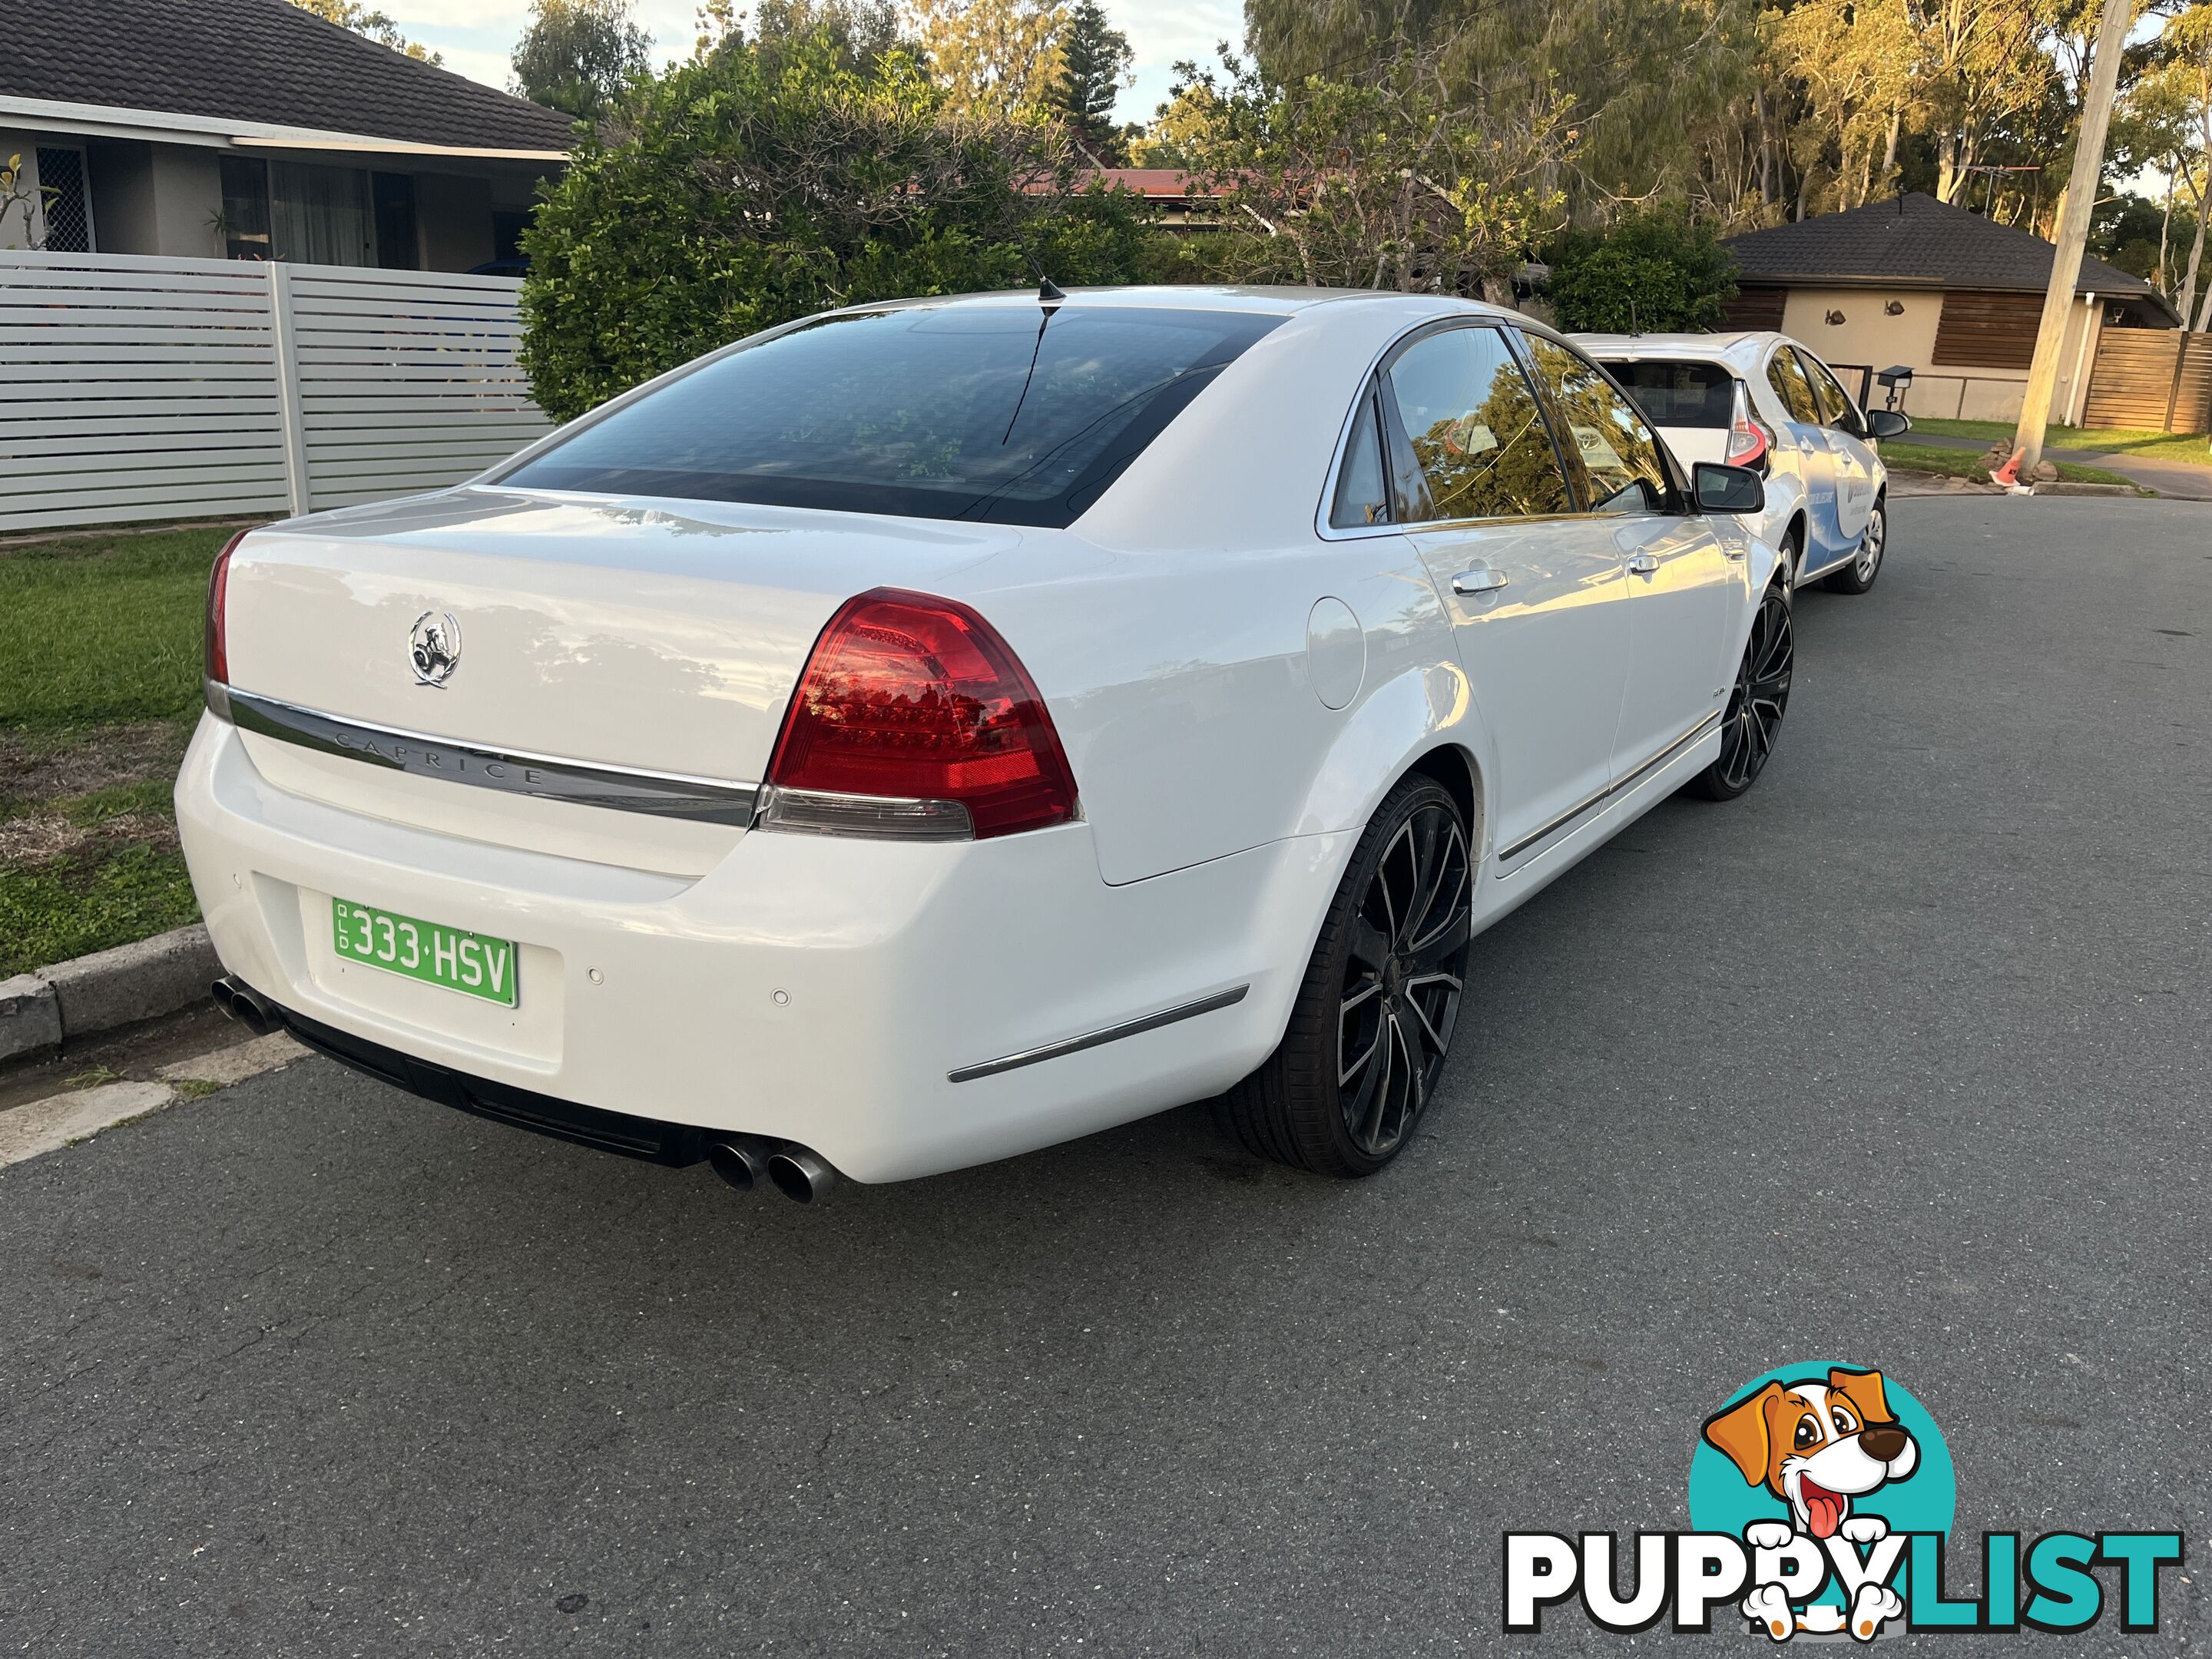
[179,286,1790,1200]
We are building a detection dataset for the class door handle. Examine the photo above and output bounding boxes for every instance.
[1625,552,1660,576]
[1451,566,1508,594]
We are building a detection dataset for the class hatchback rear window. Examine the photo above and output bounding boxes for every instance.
[1598,359,1735,428]
[500,303,1282,526]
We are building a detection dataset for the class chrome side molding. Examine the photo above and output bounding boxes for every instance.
[211,683,760,826]
[948,985,1250,1084]
[1497,710,1724,864]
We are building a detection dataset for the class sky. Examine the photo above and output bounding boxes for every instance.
[387,0,1243,130]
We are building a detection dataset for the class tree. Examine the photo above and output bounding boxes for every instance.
[519,36,1157,419]
[2132,1,2212,326]
[1544,207,1740,332]
[752,0,909,69]
[1243,0,1766,221]
[287,0,441,63]
[1131,77,1224,167]
[1,152,45,249]
[512,0,654,122]
[910,0,1070,123]
[1053,0,1133,162]
[1161,45,1574,295]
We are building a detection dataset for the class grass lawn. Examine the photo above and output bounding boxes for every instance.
[1,526,237,978]
[1910,417,2212,469]
[1880,440,2147,492]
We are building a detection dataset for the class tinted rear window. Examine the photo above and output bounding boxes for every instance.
[502,304,1282,526]
[1598,359,1734,428]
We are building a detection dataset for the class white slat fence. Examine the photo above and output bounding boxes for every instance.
[0,250,554,533]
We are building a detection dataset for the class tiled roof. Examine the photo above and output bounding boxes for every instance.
[1727,192,2160,301]
[0,0,575,152]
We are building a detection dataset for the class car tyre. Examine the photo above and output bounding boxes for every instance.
[1823,497,1886,594]
[1217,774,1472,1177]
[1690,581,1793,801]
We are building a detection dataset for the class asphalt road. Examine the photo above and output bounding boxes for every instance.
[3,498,2207,1656]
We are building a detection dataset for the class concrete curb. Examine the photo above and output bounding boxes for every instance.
[0,925,220,1063]
[0,1032,307,1169]
[2029,480,2144,498]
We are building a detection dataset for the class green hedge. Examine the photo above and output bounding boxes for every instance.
[520,39,1163,422]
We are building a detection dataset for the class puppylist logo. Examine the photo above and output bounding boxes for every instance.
[1504,1362,2185,1640]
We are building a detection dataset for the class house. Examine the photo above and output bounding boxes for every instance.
[1721,193,2181,423]
[0,0,572,272]
[1088,169,1222,231]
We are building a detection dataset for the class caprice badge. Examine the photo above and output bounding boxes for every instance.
[409,611,462,688]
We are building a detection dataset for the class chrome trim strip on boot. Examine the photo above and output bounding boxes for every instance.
[210,682,760,826]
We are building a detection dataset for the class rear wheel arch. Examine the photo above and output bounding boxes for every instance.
[1269,733,1486,1042]
[1404,742,1483,859]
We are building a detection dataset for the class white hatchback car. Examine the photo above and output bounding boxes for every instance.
[180,288,1789,1197]
[1578,332,1910,594]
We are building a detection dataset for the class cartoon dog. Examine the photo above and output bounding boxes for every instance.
[1702,1368,1919,1642]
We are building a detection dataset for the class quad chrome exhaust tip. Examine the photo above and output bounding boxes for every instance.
[766,1145,836,1204]
[210,975,280,1036]
[707,1134,773,1191]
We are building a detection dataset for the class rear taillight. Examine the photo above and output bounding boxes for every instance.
[1724,382,1771,470]
[204,528,247,692]
[762,588,1079,841]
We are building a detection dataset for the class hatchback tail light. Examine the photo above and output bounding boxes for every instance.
[204,528,249,695]
[1724,381,1772,470]
[762,588,1079,841]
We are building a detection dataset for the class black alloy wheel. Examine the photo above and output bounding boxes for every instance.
[1219,775,1473,1176]
[1824,498,1886,593]
[1691,584,1793,800]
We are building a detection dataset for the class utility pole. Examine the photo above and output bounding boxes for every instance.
[2012,0,2133,476]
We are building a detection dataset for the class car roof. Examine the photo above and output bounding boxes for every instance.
[827,285,1528,323]
[1575,331,1777,365]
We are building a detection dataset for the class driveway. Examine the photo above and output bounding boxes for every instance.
[2,498,2207,1656]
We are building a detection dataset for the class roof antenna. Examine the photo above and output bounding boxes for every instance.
[1004,280,1063,445]
[1628,295,1639,337]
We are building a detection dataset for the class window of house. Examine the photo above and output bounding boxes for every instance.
[492,209,530,263]
[34,147,93,252]
[270,161,374,266]
[223,161,415,267]
[219,156,272,260]
[372,173,418,270]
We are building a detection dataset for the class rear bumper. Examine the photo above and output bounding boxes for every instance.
[177,715,1343,1182]
[274,995,714,1166]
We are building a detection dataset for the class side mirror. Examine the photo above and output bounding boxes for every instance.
[1866,409,1911,439]
[1693,462,1765,515]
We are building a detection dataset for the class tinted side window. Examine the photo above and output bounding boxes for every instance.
[1330,388,1391,528]
[1519,333,1673,514]
[1800,355,1854,427]
[1766,349,1822,424]
[1380,327,1573,522]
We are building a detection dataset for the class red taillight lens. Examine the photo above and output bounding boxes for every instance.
[205,528,247,687]
[1724,380,1770,470]
[767,589,1078,839]
[1725,417,1770,469]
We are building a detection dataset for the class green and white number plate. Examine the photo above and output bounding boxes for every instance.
[331,897,518,1007]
